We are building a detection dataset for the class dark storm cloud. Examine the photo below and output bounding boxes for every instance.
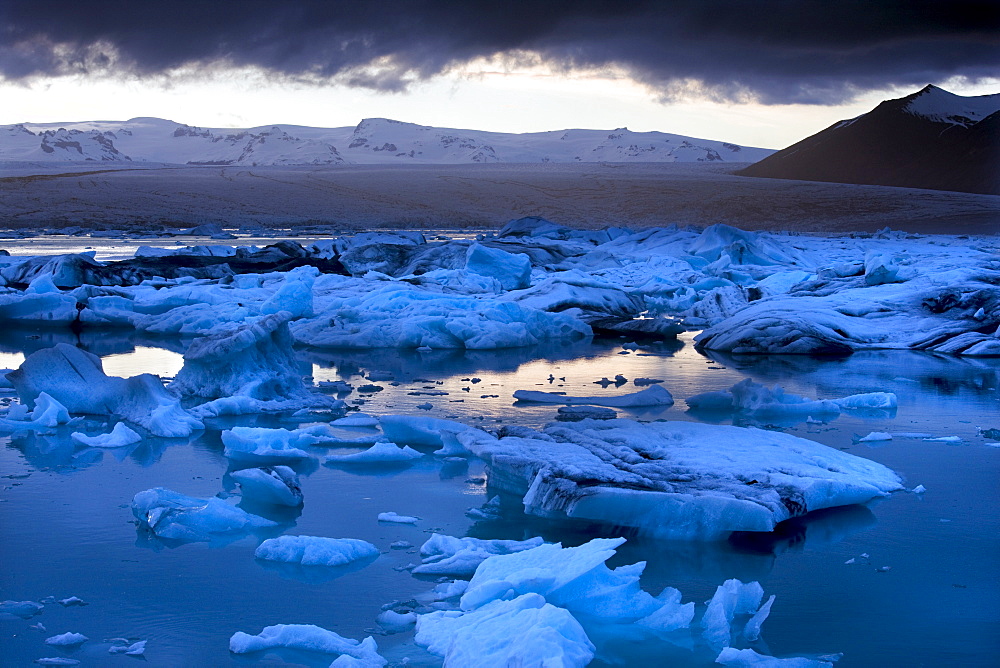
[1,0,997,104]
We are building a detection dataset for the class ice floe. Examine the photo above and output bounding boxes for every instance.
[254,535,379,567]
[70,422,142,447]
[457,419,902,540]
[132,487,277,542]
[513,384,674,407]
[230,465,304,506]
[229,624,386,665]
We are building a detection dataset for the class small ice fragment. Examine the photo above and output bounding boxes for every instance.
[924,436,962,442]
[844,558,856,565]
[912,485,926,494]
[861,553,869,559]
[45,632,89,646]
[30,623,47,632]
[366,371,395,382]
[857,432,892,442]
[109,640,146,655]
[376,610,417,633]
[378,512,419,524]
[57,597,87,607]
[34,660,80,666]
[229,624,386,665]
[876,566,892,572]
[70,422,143,448]
[622,342,639,350]
[416,346,433,352]
[390,541,413,550]
[416,402,433,410]
[742,594,775,641]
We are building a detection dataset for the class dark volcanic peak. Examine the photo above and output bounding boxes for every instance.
[739,85,1000,196]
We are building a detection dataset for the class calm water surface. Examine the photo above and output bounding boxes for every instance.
[1,330,997,666]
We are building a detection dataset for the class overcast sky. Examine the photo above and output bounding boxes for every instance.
[2,0,997,148]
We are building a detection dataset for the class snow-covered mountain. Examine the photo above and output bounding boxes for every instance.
[740,85,1000,195]
[0,116,773,166]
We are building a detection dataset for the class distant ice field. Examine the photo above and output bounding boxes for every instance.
[1,162,997,235]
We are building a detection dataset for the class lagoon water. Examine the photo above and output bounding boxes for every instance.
[1,326,998,667]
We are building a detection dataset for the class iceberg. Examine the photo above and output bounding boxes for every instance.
[254,535,379,567]
[513,384,674,407]
[230,465,304,506]
[229,624,386,665]
[701,579,765,648]
[132,487,277,542]
[416,593,595,668]
[6,343,202,437]
[0,392,71,433]
[457,419,902,540]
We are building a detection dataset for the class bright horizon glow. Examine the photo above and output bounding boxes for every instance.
[2,59,997,150]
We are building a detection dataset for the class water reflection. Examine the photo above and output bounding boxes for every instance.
[256,554,380,584]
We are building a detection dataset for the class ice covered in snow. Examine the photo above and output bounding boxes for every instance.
[6,344,202,437]
[325,441,423,463]
[457,419,902,540]
[254,535,379,567]
[230,465,304,506]
[229,624,385,665]
[413,534,545,576]
[70,422,142,447]
[513,384,674,407]
[132,487,276,541]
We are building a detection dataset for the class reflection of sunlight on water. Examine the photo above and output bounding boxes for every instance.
[100,347,186,378]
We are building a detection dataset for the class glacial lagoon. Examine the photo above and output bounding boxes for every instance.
[1,226,998,666]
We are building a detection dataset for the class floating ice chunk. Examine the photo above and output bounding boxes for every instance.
[108,640,146,655]
[833,392,897,410]
[378,511,419,524]
[57,597,86,607]
[413,534,545,576]
[924,436,962,442]
[743,594,775,641]
[688,379,840,419]
[0,392,72,434]
[465,243,532,290]
[415,593,595,668]
[376,610,417,632]
[222,427,314,462]
[229,624,386,665]
[326,441,423,464]
[231,466,303,506]
[857,432,892,443]
[259,265,315,318]
[332,413,380,428]
[6,343,202,438]
[44,632,88,646]
[513,384,673,408]
[379,415,474,452]
[637,587,696,633]
[71,422,142,448]
[171,312,318,404]
[33,659,80,666]
[555,405,618,421]
[912,485,927,494]
[132,487,276,542]
[702,579,764,648]
[461,538,690,624]
[255,536,379,567]
[0,600,44,619]
[432,580,470,601]
[716,647,841,667]
[457,419,902,540]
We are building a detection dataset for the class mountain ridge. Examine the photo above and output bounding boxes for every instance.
[0,117,773,167]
